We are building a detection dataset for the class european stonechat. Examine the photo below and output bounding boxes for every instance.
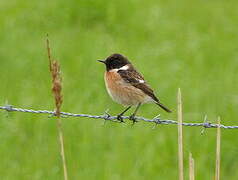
[98,53,171,122]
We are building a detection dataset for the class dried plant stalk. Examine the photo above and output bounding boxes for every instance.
[215,117,221,180]
[189,153,195,180]
[177,88,184,180]
[46,36,68,180]
[50,61,63,116]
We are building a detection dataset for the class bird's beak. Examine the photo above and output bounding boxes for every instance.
[97,60,106,64]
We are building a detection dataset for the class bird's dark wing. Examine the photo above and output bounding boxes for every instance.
[117,68,159,102]
[118,66,172,113]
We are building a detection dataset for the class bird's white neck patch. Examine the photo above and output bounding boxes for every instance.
[109,65,129,72]
[119,65,129,70]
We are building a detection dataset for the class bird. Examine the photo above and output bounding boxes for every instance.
[98,53,171,122]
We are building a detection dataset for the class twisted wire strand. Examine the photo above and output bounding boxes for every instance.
[0,105,238,129]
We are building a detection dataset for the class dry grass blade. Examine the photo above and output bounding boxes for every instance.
[177,88,184,180]
[189,152,195,180]
[46,36,68,180]
[215,117,221,180]
[46,34,52,72]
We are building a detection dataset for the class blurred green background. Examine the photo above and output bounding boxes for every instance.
[0,0,238,179]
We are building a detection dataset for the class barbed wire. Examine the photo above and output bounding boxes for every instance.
[0,105,238,129]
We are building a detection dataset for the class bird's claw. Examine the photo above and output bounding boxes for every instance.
[117,115,124,122]
[103,109,111,120]
[129,115,138,124]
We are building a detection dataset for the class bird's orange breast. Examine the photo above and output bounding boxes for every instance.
[104,71,151,106]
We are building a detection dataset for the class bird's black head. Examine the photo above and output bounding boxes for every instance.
[98,53,131,71]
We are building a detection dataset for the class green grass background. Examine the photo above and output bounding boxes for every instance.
[0,0,238,179]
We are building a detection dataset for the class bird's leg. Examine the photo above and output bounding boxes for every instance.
[117,106,132,122]
[129,103,141,123]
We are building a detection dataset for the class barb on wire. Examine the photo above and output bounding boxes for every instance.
[0,105,238,129]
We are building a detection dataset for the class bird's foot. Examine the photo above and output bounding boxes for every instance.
[117,114,124,122]
[129,114,138,124]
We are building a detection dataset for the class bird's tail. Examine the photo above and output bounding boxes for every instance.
[155,101,172,113]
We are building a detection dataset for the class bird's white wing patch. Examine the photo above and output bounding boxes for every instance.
[138,79,145,83]
[117,65,146,84]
